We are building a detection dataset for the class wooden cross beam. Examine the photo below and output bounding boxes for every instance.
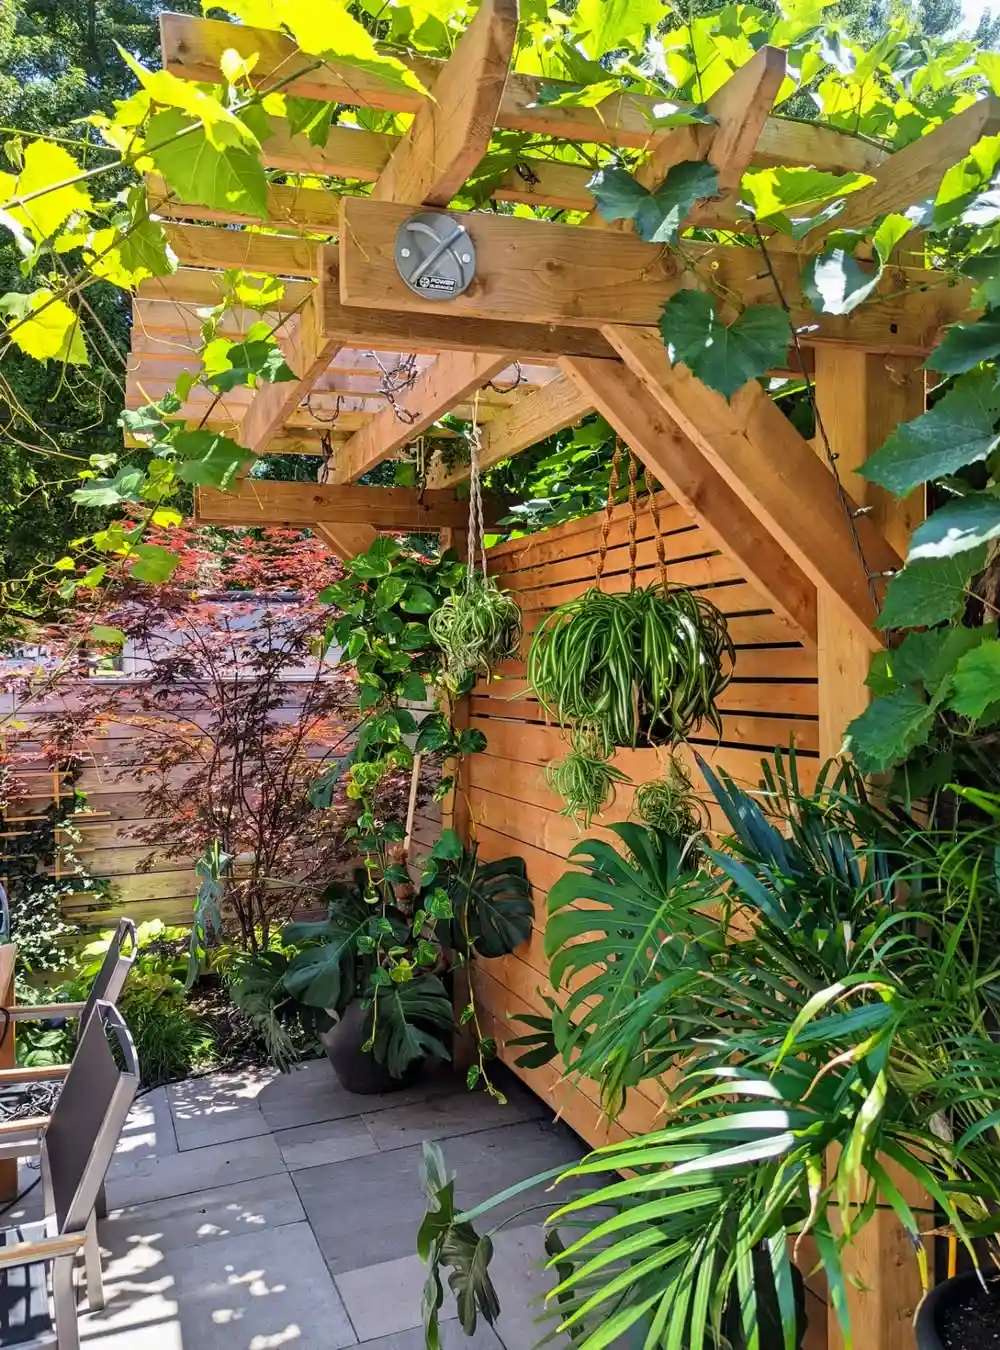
[160,13,888,175]
[313,523,377,559]
[335,203,973,354]
[195,481,501,531]
[426,375,591,489]
[603,325,902,649]
[559,355,818,646]
[239,289,339,454]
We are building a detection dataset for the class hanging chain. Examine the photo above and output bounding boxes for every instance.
[644,467,670,590]
[595,437,623,589]
[303,391,343,425]
[371,350,420,425]
[750,219,885,616]
[626,445,639,592]
[467,392,488,583]
[484,361,524,396]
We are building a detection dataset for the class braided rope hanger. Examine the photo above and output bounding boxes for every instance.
[594,439,670,593]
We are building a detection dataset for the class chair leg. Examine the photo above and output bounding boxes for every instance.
[94,1181,107,1220]
[51,1254,80,1350]
[84,1211,104,1311]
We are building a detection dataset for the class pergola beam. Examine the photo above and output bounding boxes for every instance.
[603,325,902,649]
[313,523,378,559]
[373,0,517,207]
[238,291,339,454]
[196,481,499,530]
[336,204,973,353]
[325,351,511,485]
[160,13,888,175]
[426,375,591,488]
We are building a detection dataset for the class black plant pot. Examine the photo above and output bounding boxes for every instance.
[915,1271,1000,1350]
[324,1000,424,1095]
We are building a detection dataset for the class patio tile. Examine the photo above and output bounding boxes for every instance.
[84,1223,357,1350]
[109,1088,178,1169]
[257,1058,460,1132]
[336,1252,450,1341]
[167,1069,273,1150]
[361,1077,543,1152]
[106,1132,285,1208]
[295,1119,584,1276]
[357,1323,497,1348]
[101,1173,305,1256]
[273,1117,379,1172]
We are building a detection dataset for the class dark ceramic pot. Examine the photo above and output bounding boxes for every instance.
[324,1000,424,1095]
[915,1271,1000,1350]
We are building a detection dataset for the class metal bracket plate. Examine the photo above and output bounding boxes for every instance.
[394,212,476,300]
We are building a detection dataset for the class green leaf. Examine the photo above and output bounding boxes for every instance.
[129,543,180,584]
[861,373,1000,497]
[802,247,881,316]
[889,625,996,696]
[285,97,334,147]
[400,673,428,702]
[203,334,296,391]
[636,161,720,244]
[90,626,126,645]
[935,132,1000,228]
[147,108,268,222]
[742,166,874,220]
[587,166,650,223]
[573,0,665,59]
[660,290,789,400]
[401,584,438,614]
[928,312,1000,375]
[877,548,988,629]
[72,465,145,506]
[844,687,935,772]
[0,289,88,364]
[908,495,1000,562]
[4,140,93,242]
[374,575,408,610]
[173,430,254,488]
[947,639,1000,720]
[119,46,259,150]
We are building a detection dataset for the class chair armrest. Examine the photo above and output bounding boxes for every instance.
[0,1065,69,1084]
[8,1003,86,1023]
[0,1117,48,1141]
[0,1233,86,1268]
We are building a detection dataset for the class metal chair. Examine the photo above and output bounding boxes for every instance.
[0,1001,139,1349]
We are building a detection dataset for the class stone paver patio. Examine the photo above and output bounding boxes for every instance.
[18,1058,589,1350]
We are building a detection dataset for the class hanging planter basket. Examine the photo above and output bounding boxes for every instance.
[528,448,734,751]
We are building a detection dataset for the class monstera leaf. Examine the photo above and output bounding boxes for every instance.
[432,846,533,959]
[369,976,454,1078]
[281,879,371,1011]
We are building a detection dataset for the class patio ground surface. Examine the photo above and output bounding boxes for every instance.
[52,1057,586,1350]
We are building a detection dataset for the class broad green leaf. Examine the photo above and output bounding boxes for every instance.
[647,100,715,128]
[844,687,935,772]
[861,373,1000,496]
[927,312,1000,374]
[221,46,259,84]
[401,584,438,613]
[635,161,720,243]
[908,495,1000,562]
[213,0,427,93]
[947,639,1000,720]
[935,132,1000,228]
[877,548,988,630]
[531,79,623,110]
[4,140,93,242]
[802,248,880,315]
[129,543,180,584]
[741,166,874,220]
[0,289,88,364]
[203,334,296,390]
[573,0,664,59]
[85,218,178,289]
[117,46,258,150]
[91,626,126,645]
[871,212,914,262]
[978,51,1000,94]
[285,97,334,147]
[173,430,254,488]
[587,166,650,223]
[72,465,146,506]
[660,290,789,400]
[147,109,268,221]
[888,625,996,696]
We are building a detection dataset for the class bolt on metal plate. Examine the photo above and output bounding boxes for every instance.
[394,212,476,300]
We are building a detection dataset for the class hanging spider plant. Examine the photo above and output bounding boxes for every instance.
[528,583,734,749]
[545,725,630,828]
[429,570,522,692]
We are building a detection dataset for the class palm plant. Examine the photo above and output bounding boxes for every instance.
[421,754,1000,1349]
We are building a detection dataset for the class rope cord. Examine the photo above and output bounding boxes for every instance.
[627,446,639,591]
[644,467,670,590]
[466,393,488,582]
[595,438,623,589]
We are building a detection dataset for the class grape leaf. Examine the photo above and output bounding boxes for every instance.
[0,289,88,364]
[927,312,1000,374]
[587,166,650,223]
[573,0,664,59]
[72,465,146,506]
[4,141,93,242]
[129,544,180,584]
[660,290,789,400]
[173,430,254,488]
[589,161,720,243]
[741,166,874,220]
[887,625,996,696]
[935,132,1000,228]
[801,248,881,315]
[285,98,334,147]
[207,337,295,391]
[844,687,935,773]
[118,46,258,150]
[908,494,1000,562]
[876,547,988,629]
[860,372,1000,497]
[947,639,1000,720]
[146,109,268,221]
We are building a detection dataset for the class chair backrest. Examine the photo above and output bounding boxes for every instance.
[42,1001,139,1234]
[80,918,137,1027]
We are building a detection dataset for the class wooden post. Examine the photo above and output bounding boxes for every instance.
[813,349,929,1350]
[0,943,17,1200]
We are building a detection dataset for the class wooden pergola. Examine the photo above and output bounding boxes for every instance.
[129,12,990,1345]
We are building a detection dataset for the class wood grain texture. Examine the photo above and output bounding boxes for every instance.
[195,481,490,530]
[560,353,819,644]
[240,290,338,453]
[326,351,510,484]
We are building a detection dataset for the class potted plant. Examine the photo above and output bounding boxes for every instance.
[419,754,1000,1349]
[281,838,532,1094]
